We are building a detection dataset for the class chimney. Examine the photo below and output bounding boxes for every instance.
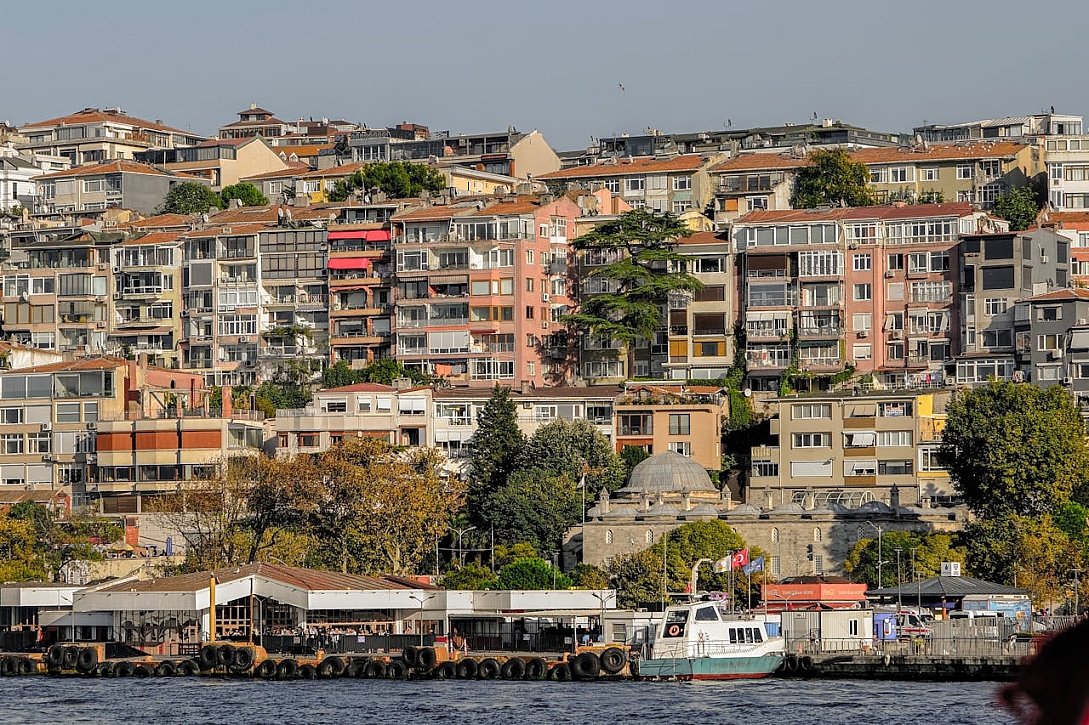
[222,385,233,418]
[889,484,901,509]
[681,491,692,511]
[392,377,411,391]
[520,380,532,395]
[720,486,732,509]
[598,488,611,515]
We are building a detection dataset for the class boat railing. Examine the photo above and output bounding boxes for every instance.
[681,639,778,658]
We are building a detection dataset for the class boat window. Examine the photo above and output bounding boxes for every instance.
[728,628,738,644]
[694,606,719,622]
[663,609,688,638]
[744,628,755,644]
[752,627,763,642]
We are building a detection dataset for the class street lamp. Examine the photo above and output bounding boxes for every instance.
[865,521,884,589]
[408,593,438,647]
[895,548,903,610]
[589,590,615,643]
[910,547,921,611]
[450,525,476,567]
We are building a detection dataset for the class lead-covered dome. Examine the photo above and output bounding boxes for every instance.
[621,451,717,494]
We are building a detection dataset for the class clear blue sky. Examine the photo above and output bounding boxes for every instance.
[7,0,1089,151]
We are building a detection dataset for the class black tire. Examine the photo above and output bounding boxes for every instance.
[784,655,799,673]
[0,658,15,676]
[346,659,366,678]
[93,663,111,677]
[17,658,35,676]
[62,646,80,670]
[317,659,336,679]
[549,662,573,681]
[455,658,478,680]
[600,647,626,675]
[402,646,418,668]
[216,644,236,669]
[133,663,153,678]
[500,658,526,680]
[325,656,346,677]
[101,662,118,678]
[178,660,201,677]
[477,658,501,679]
[524,657,547,680]
[254,659,276,679]
[46,645,65,669]
[571,652,601,680]
[297,663,317,680]
[230,646,254,672]
[416,647,437,670]
[433,661,456,680]
[276,659,298,680]
[155,661,177,677]
[363,660,386,679]
[198,645,218,671]
[386,660,407,679]
[115,661,135,678]
[799,656,814,673]
[76,647,99,674]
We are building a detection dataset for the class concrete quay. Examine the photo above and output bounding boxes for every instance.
[778,652,1020,682]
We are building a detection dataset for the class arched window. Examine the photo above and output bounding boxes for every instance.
[645,529,654,544]
[814,527,822,543]
[771,527,780,543]
[605,530,613,544]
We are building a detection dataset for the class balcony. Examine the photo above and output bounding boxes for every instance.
[668,326,689,336]
[842,417,877,429]
[844,446,877,457]
[798,357,843,371]
[119,286,164,298]
[746,327,788,340]
[797,325,842,340]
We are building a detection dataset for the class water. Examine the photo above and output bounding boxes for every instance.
[0,678,1013,725]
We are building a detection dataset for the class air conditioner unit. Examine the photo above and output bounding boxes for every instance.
[181,310,189,317]
[858,330,868,338]
[96,322,106,329]
[97,263,107,271]
[40,422,52,432]
[541,294,550,302]
[541,321,550,329]
[238,336,249,343]
[41,455,55,463]
[1041,256,1049,264]
[112,266,121,274]
[522,402,533,409]
[884,271,895,278]
[86,421,96,431]
[1052,349,1063,359]
[890,330,903,340]
[113,293,121,300]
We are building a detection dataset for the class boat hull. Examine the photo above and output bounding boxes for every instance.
[638,655,784,681]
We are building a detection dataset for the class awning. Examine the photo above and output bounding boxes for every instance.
[329,258,370,270]
[845,432,876,447]
[327,230,391,242]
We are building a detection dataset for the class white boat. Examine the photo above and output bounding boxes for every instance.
[639,599,786,681]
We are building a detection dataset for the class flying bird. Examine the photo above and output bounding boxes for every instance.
[618,83,626,92]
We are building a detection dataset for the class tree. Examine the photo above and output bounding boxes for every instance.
[468,386,525,526]
[441,562,498,590]
[570,563,610,589]
[564,209,703,375]
[0,514,45,582]
[790,148,874,209]
[844,531,967,588]
[220,182,269,207]
[939,381,1089,520]
[486,469,581,552]
[329,162,447,201]
[993,185,1041,231]
[162,182,222,215]
[961,515,1082,605]
[517,419,626,495]
[619,445,650,480]
[496,557,572,590]
[320,358,431,389]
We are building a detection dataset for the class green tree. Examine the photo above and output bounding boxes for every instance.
[939,381,1089,519]
[468,386,525,526]
[844,531,967,588]
[360,161,446,199]
[619,445,650,479]
[960,515,1081,605]
[790,148,874,209]
[486,469,581,552]
[496,556,571,590]
[162,181,222,214]
[0,514,46,582]
[992,185,1041,231]
[220,182,269,207]
[321,359,431,388]
[517,419,626,494]
[570,563,610,589]
[441,562,498,590]
[563,209,702,375]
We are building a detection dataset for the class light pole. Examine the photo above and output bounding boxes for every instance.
[450,525,476,567]
[910,547,921,611]
[1074,568,1082,617]
[590,590,615,642]
[895,548,903,611]
[408,593,437,647]
[865,521,884,589]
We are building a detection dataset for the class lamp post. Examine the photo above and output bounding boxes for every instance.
[910,547,921,611]
[865,521,884,589]
[895,548,903,610]
[1074,568,1082,617]
[408,593,438,647]
[450,525,476,567]
[590,590,615,642]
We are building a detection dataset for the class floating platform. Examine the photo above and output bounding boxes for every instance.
[775,652,1020,682]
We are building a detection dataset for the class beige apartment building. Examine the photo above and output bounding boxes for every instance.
[613,384,727,472]
[748,390,954,510]
[18,108,205,166]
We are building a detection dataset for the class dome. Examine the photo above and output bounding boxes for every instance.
[770,502,806,515]
[852,501,894,515]
[726,504,763,517]
[621,451,717,495]
[685,503,726,518]
[603,505,641,518]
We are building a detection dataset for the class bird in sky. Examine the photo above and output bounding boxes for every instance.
[618,83,626,92]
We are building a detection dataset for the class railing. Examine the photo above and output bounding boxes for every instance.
[798,326,842,337]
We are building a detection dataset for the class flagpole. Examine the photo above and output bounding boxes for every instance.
[747,570,752,612]
[728,550,734,613]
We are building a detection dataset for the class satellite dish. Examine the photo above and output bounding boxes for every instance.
[743,388,752,398]
[201,213,209,224]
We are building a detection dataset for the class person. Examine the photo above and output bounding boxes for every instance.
[581,631,591,647]
[999,619,1089,725]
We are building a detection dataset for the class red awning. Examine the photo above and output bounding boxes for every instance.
[327,230,391,242]
[365,230,391,242]
[328,258,370,270]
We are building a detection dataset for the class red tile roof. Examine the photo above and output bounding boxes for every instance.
[122,231,182,246]
[737,202,977,224]
[14,357,127,374]
[469,195,545,216]
[320,382,397,393]
[120,213,195,229]
[539,154,707,180]
[20,108,202,138]
[298,162,369,179]
[34,160,177,179]
[710,154,808,173]
[676,230,729,246]
[239,167,305,182]
[275,144,334,158]
[1025,288,1089,302]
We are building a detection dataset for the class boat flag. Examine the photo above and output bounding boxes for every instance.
[730,549,749,570]
[742,555,765,576]
[577,474,585,489]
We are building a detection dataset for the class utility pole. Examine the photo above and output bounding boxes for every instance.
[866,521,883,589]
[911,547,920,611]
[895,548,903,610]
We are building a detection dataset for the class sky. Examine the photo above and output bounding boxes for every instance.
[7,0,1089,152]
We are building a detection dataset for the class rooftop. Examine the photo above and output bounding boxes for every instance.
[34,160,181,180]
[20,108,202,139]
[539,154,707,180]
[737,202,976,225]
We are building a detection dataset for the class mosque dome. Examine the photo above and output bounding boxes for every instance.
[621,451,717,495]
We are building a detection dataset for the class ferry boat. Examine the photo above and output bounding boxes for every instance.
[639,600,785,681]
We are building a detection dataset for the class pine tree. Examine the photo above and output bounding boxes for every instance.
[467,386,525,526]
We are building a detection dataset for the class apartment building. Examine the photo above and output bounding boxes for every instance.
[540,154,723,216]
[134,136,288,190]
[273,382,433,456]
[2,227,115,354]
[1036,211,1089,281]
[955,229,1069,385]
[239,167,305,203]
[734,203,1002,391]
[914,112,1083,143]
[1012,288,1089,391]
[613,383,726,471]
[17,108,205,165]
[748,390,955,510]
[257,227,328,375]
[328,223,394,364]
[218,105,301,140]
[0,143,70,211]
[664,231,737,380]
[33,161,210,216]
[109,233,183,368]
[709,153,803,224]
[390,193,580,387]
[0,358,128,505]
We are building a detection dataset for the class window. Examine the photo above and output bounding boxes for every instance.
[889,167,912,183]
[673,175,692,190]
[618,413,653,436]
[853,283,872,301]
[624,177,645,193]
[1038,306,1062,321]
[694,257,724,273]
[770,556,781,578]
[853,313,872,331]
[852,344,872,360]
[792,403,831,419]
[879,459,913,476]
[793,432,831,448]
[984,298,1008,316]
[910,281,951,302]
[878,401,912,417]
[956,164,973,180]
[814,556,824,575]
[1038,334,1061,351]
[751,461,778,477]
[27,432,50,454]
[886,342,904,360]
[0,407,23,424]
[853,254,872,272]
[668,414,691,435]
[534,405,557,421]
[747,197,768,211]
[525,249,534,265]
[603,178,620,193]
[922,168,939,182]
[814,527,822,542]
[981,159,1000,178]
[877,430,913,447]
[919,446,944,472]
[887,253,903,271]
[668,441,691,456]
[672,201,692,213]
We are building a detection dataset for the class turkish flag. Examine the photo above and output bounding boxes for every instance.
[730,550,749,570]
